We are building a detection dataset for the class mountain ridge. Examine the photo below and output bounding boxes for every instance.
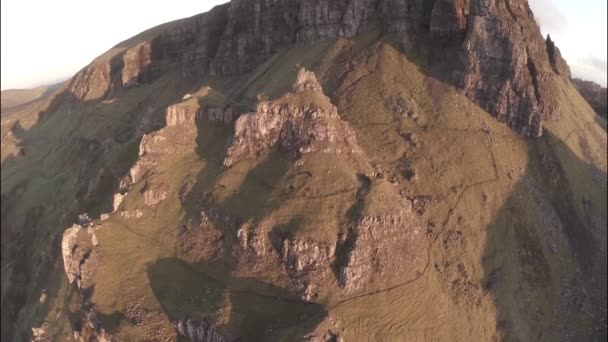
[62,0,569,136]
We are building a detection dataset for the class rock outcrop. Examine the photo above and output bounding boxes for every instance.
[281,239,335,301]
[339,206,429,293]
[129,101,200,183]
[122,41,153,87]
[176,318,229,342]
[165,103,203,127]
[234,222,338,301]
[31,322,50,342]
[66,60,112,101]
[224,68,362,166]
[61,223,98,285]
[222,68,435,301]
[428,0,570,136]
[545,35,571,78]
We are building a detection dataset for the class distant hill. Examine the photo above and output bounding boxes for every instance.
[1,82,63,116]
[572,78,607,119]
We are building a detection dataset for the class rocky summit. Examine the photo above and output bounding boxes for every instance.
[1,0,606,341]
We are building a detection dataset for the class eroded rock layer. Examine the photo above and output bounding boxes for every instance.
[224,68,363,166]
[64,0,569,136]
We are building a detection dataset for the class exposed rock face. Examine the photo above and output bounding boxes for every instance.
[61,0,570,138]
[142,186,168,207]
[61,220,113,342]
[338,207,429,293]
[72,309,114,342]
[224,68,362,166]
[209,0,296,75]
[292,67,324,93]
[120,210,144,220]
[429,0,469,47]
[235,223,267,259]
[222,68,435,301]
[66,61,112,101]
[281,238,335,276]
[296,0,377,43]
[429,0,569,137]
[176,318,229,342]
[129,134,164,184]
[231,200,430,301]
[122,41,153,87]
[572,78,607,119]
[280,237,336,301]
[545,35,571,78]
[166,103,203,127]
[31,322,50,342]
[112,192,125,211]
[234,222,337,301]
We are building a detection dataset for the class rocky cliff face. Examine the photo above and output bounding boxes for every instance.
[64,0,569,137]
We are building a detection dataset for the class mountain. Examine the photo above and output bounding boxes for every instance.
[0,83,63,116]
[1,1,606,341]
[572,78,608,120]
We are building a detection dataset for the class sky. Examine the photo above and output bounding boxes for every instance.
[1,0,606,90]
[529,0,607,86]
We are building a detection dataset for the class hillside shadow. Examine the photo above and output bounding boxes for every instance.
[219,151,291,220]
[481,131,607,341]
[147,257,327,341]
